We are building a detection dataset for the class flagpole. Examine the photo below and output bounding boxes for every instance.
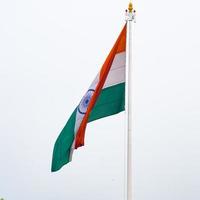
[125,3,136,200]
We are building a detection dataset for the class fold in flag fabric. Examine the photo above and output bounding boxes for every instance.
[51,24,127,172]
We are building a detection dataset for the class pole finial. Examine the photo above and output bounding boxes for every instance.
[125,1,136,22]
[128,2,133,13]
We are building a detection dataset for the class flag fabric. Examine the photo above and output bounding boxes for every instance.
[51,24,127,172]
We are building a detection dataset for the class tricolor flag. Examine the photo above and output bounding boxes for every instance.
[51,24,127,172]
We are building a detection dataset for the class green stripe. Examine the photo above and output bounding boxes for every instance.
[51,83,125,172]
[51,109,76,172]
[89,82,125,122]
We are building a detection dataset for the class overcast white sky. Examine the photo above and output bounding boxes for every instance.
[1,0,200,199]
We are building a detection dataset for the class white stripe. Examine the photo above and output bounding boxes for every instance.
[74,74,99,133]
[69,74,99,160]
[103,51,126,89]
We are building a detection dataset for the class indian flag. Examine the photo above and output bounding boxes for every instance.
[51,24,127,172]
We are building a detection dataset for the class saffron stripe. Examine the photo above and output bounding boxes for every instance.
[74,24,126,149]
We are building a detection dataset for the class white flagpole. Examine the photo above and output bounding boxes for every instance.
[125,3,136,200]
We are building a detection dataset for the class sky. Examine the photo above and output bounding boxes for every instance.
[0,0,200,200]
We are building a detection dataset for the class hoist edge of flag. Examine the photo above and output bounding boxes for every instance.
[74,24,126,149]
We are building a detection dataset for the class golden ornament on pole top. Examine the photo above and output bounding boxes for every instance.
[128,2,133,13]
